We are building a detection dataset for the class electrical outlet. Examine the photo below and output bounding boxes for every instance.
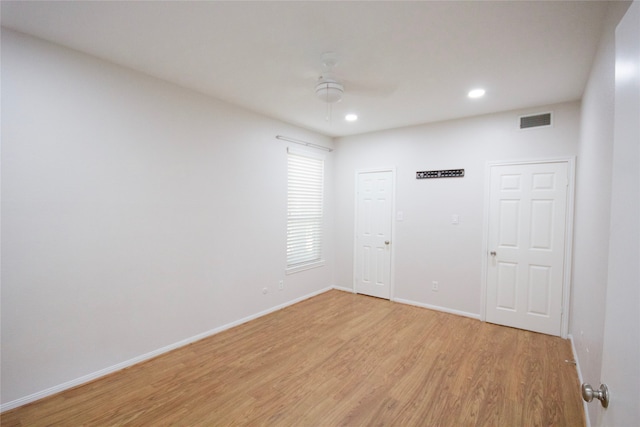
[432,281,439,292]
[262,287,269,295]
[278,280,284,290]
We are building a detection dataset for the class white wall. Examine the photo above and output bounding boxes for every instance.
[333,103,579,317]
[568,2,631,424]
[1,29,334,406]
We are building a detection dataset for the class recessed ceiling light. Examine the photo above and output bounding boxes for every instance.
[345,114,358,122]
[468,88,486,99]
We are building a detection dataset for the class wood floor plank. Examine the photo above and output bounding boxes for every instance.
[1,290,585,426]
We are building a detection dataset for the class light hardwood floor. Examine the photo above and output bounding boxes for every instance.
[2,290,585,426]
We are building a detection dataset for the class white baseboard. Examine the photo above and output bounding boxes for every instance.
[0,288,511,412]
[568,334,590,427]
[0,286,334,413]
[332,285,355,293]
[392,297,481,320]
[330,288,480,320]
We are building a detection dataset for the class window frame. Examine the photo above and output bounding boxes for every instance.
[285,147,326,274]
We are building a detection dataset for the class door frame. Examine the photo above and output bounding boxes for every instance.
[480,157,576,338]
[352,167,397,299]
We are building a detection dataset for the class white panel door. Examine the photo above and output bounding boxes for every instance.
[355,171,393,299]
[597,3,640,424]
[486,162,569,336]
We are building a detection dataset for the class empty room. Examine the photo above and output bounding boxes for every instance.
[1,1,638,426]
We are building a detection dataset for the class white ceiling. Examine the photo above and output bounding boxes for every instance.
[1,1,610,137]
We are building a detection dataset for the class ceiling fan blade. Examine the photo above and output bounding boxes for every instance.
[342,78,398,98]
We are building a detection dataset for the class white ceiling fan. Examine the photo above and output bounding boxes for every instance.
[303,52,398,122]
[314,52,344,122]
[315,52,344,105]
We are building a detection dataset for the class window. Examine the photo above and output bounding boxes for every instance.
[286,147,325,273]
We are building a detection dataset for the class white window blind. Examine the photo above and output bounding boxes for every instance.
[287,148,325,273]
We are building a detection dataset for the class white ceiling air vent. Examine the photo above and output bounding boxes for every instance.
[519,112,552,129]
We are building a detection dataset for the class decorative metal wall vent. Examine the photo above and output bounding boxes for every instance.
[416,169,465,179]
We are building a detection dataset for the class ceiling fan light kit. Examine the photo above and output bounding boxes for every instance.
[315,52,346,122]
[315,79,344,103]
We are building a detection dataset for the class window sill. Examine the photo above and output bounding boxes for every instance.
[286,260,326,275]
